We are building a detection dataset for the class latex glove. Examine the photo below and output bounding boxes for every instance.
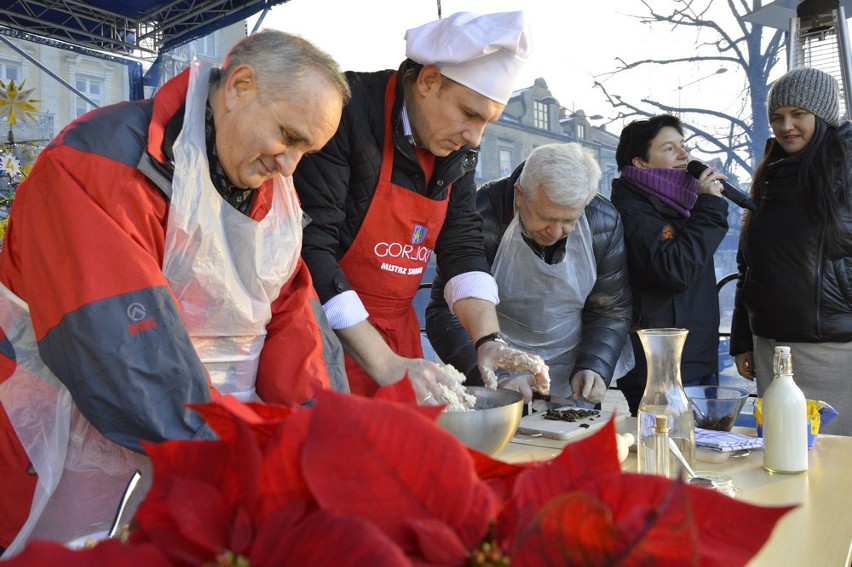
[395,357,460,406]
[477,340,550,393]
[735,352,756,380]
[570,370,607,404]
[496,372,536,403]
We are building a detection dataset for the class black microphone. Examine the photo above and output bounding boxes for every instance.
[686,160,757,212]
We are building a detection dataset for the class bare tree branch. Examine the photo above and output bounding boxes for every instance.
[596,0,785,181]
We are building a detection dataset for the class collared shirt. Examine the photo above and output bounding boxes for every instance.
[516,208,568,264]
[401,100,418,147]
[520,231,568,264]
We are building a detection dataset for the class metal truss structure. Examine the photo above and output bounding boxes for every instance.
[0,0,288,61]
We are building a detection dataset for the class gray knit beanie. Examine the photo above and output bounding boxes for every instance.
[767,67,841,127]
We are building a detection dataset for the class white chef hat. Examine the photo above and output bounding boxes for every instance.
[404,11,531,105]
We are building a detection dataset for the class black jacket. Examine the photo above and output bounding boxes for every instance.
[425,163,633,386]
[610,176,728,382]
[730,123,852,352]
[292,62,489,305]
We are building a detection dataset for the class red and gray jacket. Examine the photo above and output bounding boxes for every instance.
[0,69,346,546]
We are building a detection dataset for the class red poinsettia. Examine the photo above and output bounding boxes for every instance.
[3,378,793,566]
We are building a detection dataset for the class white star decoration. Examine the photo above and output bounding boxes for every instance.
[0,153,21,177]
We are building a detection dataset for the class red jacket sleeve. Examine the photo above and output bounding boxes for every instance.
[256,257,347,404]
[0,142,215,452]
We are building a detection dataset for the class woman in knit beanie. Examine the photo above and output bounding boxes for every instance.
[731,66,852,435]
[610,114,730,416]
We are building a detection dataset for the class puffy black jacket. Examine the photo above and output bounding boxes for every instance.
[610,176,728,382]
[292,62,490,305]
[425,162,633,386]
[730,123,852,352]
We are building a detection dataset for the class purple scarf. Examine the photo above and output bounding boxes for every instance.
[621,166,699,218]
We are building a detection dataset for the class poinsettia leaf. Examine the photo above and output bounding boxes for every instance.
[130,476,227,564]
[681,481,795,567]
[512,492,626,566]
[0,539,172,566]
[134,420,263,563]
[619,477,700,565]
[374,373,418,403]
[189,396,294,448]
[574,475,701,564]
[469,450,531,503]
[374,375,446,421]
[142,417,261,511]
[251,506,411,567]
[254,411,316,524]
[302,389,497,554]
[512,479,700,566]
[570,472,794,567]
[166,477,230,551]
[496,419,621,543]
[407,517,470,564]
[471,451,529,480]
[226,506,255,557]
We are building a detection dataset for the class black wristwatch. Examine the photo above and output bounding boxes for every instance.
[475,331,507,350]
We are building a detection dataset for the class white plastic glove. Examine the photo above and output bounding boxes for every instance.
[476,340,550,393]
[395,358,459,406]
[496,372,537,403]
[570,370,607,404]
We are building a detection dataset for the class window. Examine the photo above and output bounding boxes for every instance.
[74,75,103,118]
[196,33,219,59]
[499,148,513,177]
[0,61,20,82]
[534,100,550,130]
[577,124,587,140]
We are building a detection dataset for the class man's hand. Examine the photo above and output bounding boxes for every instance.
[388,356,462,406]
[496,372,537,403]
[735,352,756,380]
[477,341,550,394]
[335,321,459,405]
[570,370,607,404]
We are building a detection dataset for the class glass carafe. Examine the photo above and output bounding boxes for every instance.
[636,328,695,478]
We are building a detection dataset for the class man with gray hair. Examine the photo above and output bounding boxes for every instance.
[0,29,349,552]
[427,143,633,403]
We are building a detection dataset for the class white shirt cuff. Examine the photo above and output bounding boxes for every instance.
[323,290,369,329]
[444,271,499,315]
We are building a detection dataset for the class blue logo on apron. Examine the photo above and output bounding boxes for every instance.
[412,225,428,244]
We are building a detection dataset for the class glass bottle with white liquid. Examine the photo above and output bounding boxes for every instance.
[762,346,808,474]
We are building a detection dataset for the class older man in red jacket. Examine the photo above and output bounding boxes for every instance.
[0,30,349,554]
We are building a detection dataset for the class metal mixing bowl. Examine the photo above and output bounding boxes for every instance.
[436,386,524,455]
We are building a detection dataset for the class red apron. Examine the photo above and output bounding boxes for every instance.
[339,74,452,396]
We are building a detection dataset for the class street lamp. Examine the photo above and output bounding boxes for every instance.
[566,110,603,121]
[677,67,728,114]
[562,110,604,142]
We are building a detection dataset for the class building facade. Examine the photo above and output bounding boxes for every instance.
[476,77,620,198]
[0,23,246,146]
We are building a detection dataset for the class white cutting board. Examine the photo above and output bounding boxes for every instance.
[518,409,625,440]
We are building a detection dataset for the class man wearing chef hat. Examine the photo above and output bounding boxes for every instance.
[293,11,551,403]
